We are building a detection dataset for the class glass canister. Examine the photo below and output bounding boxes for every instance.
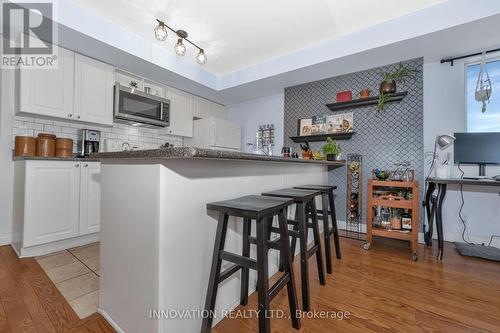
[390,208,402,230]
[36,133,56,157]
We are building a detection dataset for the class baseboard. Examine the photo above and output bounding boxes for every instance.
[0,233,12,246]
[98,309,125,333]
[18,233,100,257]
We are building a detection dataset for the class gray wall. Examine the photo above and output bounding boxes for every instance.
[284,58,423,225]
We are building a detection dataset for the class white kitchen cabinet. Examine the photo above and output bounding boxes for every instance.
[23,161,80,247]
[166,87,194,137]
[144,80,166,98]
[19,46,75,120]
[13,160,101,257]
[192,96,211,119]
[74,54,114,125]
[115,70,143,91]
[79,161,101,235]
[210,102,225,118]
[193,97,225,119]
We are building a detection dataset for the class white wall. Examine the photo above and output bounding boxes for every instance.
[424,59,500,247]
[0,66,15,245]
[225,93,284,155]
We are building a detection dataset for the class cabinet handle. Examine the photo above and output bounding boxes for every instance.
[84,163,88,167]
[75,163,79,167]
[77,115,81,119]
[68,114,73,118]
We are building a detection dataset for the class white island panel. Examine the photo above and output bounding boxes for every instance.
[99,158,329,333]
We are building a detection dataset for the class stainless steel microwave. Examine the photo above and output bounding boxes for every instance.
[114,84,170,127]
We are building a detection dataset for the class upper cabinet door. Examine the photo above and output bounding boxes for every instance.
[166,87,194,137]
[79,161,101,235]
[19,46,75,119]
[192,96,211,119]
[209,102,226,119]
[23,161,80,247]
[74,54,114,126]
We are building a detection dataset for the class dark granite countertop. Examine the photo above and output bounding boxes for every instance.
[93,147,346,167]
[12,155,99,162]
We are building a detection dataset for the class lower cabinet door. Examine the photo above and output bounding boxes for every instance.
[24,161,80,247]
[79,162,101,235]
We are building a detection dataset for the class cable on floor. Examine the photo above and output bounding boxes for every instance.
[457,164,473,245]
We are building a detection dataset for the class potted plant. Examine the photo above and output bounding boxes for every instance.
[322,137,341,161]
[300,141,313,159]
[378,63,419,111]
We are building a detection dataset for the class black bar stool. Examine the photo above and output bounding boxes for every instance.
[294,185,341,274]
[202,195,300,333]
[261,188,325,312]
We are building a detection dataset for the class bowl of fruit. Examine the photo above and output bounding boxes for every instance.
[373,169,390,181]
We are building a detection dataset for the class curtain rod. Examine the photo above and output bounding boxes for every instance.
[440,48,500,66]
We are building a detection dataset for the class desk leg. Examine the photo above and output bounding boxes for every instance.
[424,182,436,246]
[436,184,447,260]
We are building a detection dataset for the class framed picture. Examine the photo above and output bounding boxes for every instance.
[327,115,343,133]
[311,115,327,134]
[342,112,354,132]
[298,118,312,136]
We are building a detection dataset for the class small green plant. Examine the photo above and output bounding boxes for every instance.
[377,92,392,112]
[322,137,341,156]
[382,63,419,83]
[377,63,420,112]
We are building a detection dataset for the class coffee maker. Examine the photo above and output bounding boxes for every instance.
[77,129,100,157]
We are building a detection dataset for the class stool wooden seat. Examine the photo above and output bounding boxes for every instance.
[294,184,342,274]
[202,195,300,333]
[261,188,325,311]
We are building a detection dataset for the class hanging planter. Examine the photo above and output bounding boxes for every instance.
[475,52,492,113]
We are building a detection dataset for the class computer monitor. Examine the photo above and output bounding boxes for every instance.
[454,132,500,177]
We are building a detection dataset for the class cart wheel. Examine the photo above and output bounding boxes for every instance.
[412,252,418,261]
[363,242,371,250]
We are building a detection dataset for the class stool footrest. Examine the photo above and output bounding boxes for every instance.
[220,251,258,270]
[306,245,319,259]
[248,236,282,250]
[218,264,242,284]
[269,273,291,301]
[287,219,313,229]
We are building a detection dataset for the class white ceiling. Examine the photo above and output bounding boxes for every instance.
[72,0,446,75]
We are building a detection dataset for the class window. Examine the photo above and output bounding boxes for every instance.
[466,59,500,132]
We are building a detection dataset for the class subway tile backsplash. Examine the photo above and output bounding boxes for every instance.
[12,116,183,153]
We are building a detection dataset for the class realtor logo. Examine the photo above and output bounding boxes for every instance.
[1,1,58,68]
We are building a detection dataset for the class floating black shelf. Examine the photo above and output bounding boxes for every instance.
[290,132,355,143]
[325,91,408,111]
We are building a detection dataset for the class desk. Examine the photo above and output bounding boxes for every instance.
[424,177,500,259]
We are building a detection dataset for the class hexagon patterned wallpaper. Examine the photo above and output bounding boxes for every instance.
[284,58,424,229]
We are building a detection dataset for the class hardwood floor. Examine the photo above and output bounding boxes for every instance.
[1,238,499,333]
[0,246,113,333]
[214,237,500,333]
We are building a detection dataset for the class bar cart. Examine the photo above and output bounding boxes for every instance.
[363,179,420,261]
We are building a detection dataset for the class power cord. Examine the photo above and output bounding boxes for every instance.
[457,164,474,245]
[488,235,500,246]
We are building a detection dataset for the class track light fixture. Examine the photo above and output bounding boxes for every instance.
[154,19,207,65]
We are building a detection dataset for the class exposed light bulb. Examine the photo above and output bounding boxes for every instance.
[154,21,167,41]
[174,38,186,57]
[196,49,207,65]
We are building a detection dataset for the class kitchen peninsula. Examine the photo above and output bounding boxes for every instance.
[95,147,344,333]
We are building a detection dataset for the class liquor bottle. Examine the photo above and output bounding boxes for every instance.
[401,210,412,231]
